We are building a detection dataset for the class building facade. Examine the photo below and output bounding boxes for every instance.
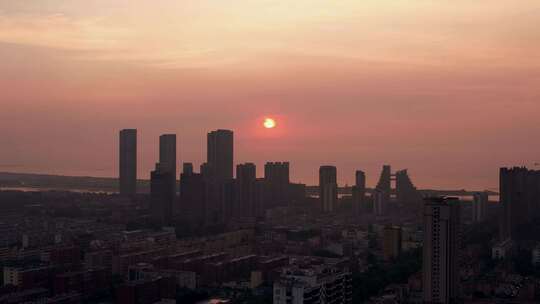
[319,166,337,213]
[352,170,366,216]
[264,162,290,209]
[236,163,257,217]
[499,167,540,241]
[207,129,234,181]
[151,163,175,226]
[119,129,137,196]
[472,192,488,223]
[422,197,461,304]
[273,259,352,304]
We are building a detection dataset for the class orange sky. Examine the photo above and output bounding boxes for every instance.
[1,1,539,189]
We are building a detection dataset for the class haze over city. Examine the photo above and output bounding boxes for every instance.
[2,1,540,189]
[3,1,540,304]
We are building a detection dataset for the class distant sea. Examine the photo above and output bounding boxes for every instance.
[0,186,114,194]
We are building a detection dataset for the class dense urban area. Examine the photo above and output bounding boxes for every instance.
[0,129,539,304]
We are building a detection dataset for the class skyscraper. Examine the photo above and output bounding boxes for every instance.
[180,171,206,228]
[207,129,234,181]
[375,165,391,207]
[499,167,540,241]
[472,192,488,223]
[150,163,175,227]
[264,162,290,209]
[319,166,337,213]
[395,169,422,203]
[200,162,211,179]
[159,134,177,177]
[236,163,257,217]
[182,162,194,176]
[253,178,267,218]
[205,130,234,224]
[422,197,461,304]
[119,129,137,196]
[352,170,366,216]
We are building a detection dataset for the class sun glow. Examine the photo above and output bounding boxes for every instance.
[263,118,276,129]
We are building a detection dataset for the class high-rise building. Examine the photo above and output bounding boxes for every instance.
[383,225,402,261]
[159,134,177,201]
[207,129,234,181]
[289,182,307,204]
[373,189,386,216]
[182,163,194,176]
[119,129,137,196]
[472,192,488,223]
[253,178,267,218]
[236,163,257,217]
[375,165,391,206]
[150,163,175,226]
[264,162,290,209]
[499,167,540,241]
[180,172,206,228]
[352,170,366,216]
[200,162,211,179]
[395,169,422,203]
[422,197,461,304]
[319,166,337,213]
[222,179,236,221]
[205,130,234,224]
[159,134,177,177]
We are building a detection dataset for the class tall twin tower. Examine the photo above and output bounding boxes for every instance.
[118,128,234,196]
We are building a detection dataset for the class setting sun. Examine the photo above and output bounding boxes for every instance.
[263,118,276,129]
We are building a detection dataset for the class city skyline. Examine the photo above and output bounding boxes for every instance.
[2,1,540,190]
[1,125,529,190]
[1,2,539,303]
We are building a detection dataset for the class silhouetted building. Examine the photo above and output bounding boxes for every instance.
[236,163,257,217]
[373,189,386,216]
[289,182,307,204]
[150,163,175,226]
[422,197,461,304]
[205,130,234,224]
[207,129,234,181]
[395,169,422,203]
[222,179,236,221]
[159,134,177,199]
[253,178,267,217]
[200,162,211,179]
[319,166,337,213]
[119,129,137,196]
[182,162,193,176]
[499,167,540,241]
[159,134,177,177]
[375,165,391,208]
[472,192,488,223]
[203,180,227,225]
[383,225,402,261]
[264,162,290,209]
[352,170,366,216]
[180,172,206,228]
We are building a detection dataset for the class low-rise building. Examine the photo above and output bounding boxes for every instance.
[492,239,513,260]
[3,265,53,289]
[273,257,352,304]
